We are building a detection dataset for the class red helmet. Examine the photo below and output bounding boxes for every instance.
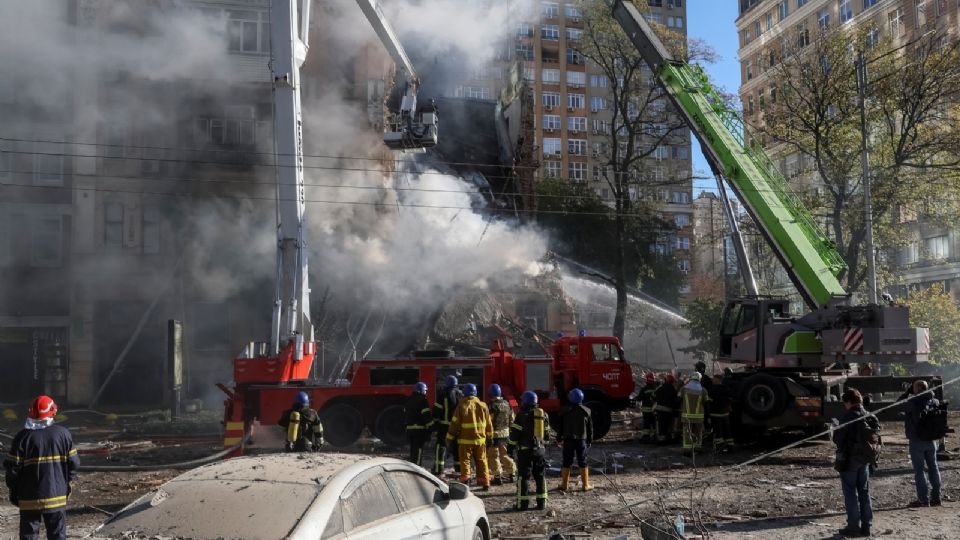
[29,395,57,421]
[645,372,656,384]
[664,374,676,384]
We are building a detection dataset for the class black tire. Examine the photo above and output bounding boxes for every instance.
[740,374,788,421]
[374,404,407,448]
[472,524,485,540]
[585,401,612,440]
[319,403,364,447]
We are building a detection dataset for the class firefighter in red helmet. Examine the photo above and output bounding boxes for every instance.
[3,395,80,540]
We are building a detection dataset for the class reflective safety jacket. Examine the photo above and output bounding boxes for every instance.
[653,383,679,413]
[433,387,463,433]
[509,406,550,455]
[557,403,593,444]
[639,382,658,413]
[404,392,433,431]
[680,381,705,421]
[3,424,79,512]
[446,396,493,446]
[488,397,514,439]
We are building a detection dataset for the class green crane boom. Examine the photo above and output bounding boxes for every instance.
[609,1,847,309]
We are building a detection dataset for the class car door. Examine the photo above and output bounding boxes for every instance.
[383,469,465,539]
[341,470,420,540]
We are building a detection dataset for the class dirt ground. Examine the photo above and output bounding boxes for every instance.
[1,410,959,539]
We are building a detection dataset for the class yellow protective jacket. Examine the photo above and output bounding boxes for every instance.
[680,381,706,421]
[446,396,493,446]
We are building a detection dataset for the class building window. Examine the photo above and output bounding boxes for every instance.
[104,202,123,252]
[888,7,904,35]
[567,70,586,86]
[516,42,534,60]
[864,0,879,9]
[565,4,582,20]
[227,10,269,55]
[31,214,63,267]
[566,27,583,41]
[544,159,561,177]
[542,68,561,83]
[926,235,950,259]
[866,26,880,49]
[543,92,561,108]
[590,96,607,111]
[568,93,585,109]
[670,191,690,204]
[674,214,690,228]
[543,138,562,157]
[194,106,259,146]
[541,24,560,40]
[817,8,830,30]
[798,0,808,7]
[747,95,755,115]
[143,205,160,254]
[916,0,930,27]
[778,0,789,20]
[542,2,559,18]
[568,117,586,132]
[523,67,536,81]
[590,74,607,88]
[903,243,920,264]
[745,61,753,81]
[743,28,752,45]
[569,162,587,182]
[677,259,691,272]
[34,141,64,187]
[566,48,584,65]
[517,23,533,38]
[457,86,490,99]
[839,0,853,22]
[568,139,588,156]
[674,236,691,250]
[796,24,810,48]
[543,114,561,130]
[648,0,663,7]
[937,0,950,16]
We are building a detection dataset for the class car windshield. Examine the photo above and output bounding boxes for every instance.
[95,479,318,539]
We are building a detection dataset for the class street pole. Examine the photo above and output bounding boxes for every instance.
[857,50,878,304]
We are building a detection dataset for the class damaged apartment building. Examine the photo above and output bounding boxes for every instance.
[0,0,399,407]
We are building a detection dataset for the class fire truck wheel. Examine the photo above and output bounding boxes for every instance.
[585,401,611,440]
[319,403,364,447]
[374,405,407,448]
[740,374,788,421]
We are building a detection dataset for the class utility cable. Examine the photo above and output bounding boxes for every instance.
[555,374,960,535]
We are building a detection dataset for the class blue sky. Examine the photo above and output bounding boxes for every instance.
[687,0,741,194]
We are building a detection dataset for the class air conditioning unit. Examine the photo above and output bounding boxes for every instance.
[590,107,599,113]
[567,106,575,112]
[554,150,562,156]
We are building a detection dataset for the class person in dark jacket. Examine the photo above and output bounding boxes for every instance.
[653,374,679,443]
[278,391,324,452]
[3,395,80,540]
[556,388,593,492]
[432,375,463,476]
[638,372,658,441]
[509,391,550,511]
[904,380,942,507]
[832,389,873,538]
[404,382,433,466]
[707,373,734,452]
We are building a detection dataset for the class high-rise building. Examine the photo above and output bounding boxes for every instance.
[737,0,960,301]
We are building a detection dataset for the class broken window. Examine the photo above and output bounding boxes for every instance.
[341,474,401,532]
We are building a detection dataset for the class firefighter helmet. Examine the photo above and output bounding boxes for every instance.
[645,372,656,384]
[488,383,502,398]
[28,395,57,421]
[521,390,538,407]
[463,383,477,396]
[690,372,702,382]
[568,388,584,404]
[295,391,310,406]
[695,360,707,374]
[445,375,458,389]
[415,382,428,395]
[664,374,676,384]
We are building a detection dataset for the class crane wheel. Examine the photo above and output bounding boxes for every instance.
[584,401,612,440]
[319,403,363,447]
[374,404,408,448]
[740,374,788,421]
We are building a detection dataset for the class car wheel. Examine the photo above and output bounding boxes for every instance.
[374,404,407,448]
[472,524,485,540]
[318,403,363,447]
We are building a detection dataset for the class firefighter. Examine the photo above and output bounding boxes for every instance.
[278,391,324,452]
[3,395,80,540]
[404,382,433,466]
[680,372,707,454]
[654,374,679,443]
[556,388,593,492]
[696,360,713,435]
[509,391,549,510]
[638,372,658,441]
[432,375,463,476]
[446,383,493,489]
[487,383,516,484]
[707,373,734,452]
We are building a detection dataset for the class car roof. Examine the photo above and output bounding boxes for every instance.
[94,453,390,540]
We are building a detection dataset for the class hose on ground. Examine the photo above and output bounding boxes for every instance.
[77,435,249,472]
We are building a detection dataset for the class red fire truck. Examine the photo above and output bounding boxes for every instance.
[220,335,635,449]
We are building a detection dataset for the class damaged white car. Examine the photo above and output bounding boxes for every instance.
[91,453,490,539]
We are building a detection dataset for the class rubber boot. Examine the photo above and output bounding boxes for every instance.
[580,468,593,491]
[558,467,570,491]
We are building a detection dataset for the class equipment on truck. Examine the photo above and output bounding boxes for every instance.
[608,1,937,430]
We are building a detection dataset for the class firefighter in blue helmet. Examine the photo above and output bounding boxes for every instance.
[405,382,433,466]
[556,388,593,491]
[487,383,516,484]
[432,375,463,475]
[278,391,324,452]
[3,395,80,540]
[509,391,550,510]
